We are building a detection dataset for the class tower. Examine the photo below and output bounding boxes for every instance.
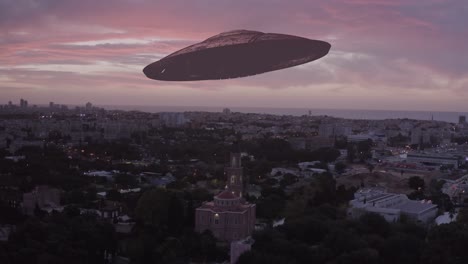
[195,152,256,241]
[226,153,243,197]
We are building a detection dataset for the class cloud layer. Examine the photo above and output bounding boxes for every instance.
[1,0,467,111]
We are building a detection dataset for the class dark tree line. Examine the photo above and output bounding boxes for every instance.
[0,212,117,264]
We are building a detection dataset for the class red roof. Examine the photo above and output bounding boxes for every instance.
[197,201,255,213]
[215,190,239,200]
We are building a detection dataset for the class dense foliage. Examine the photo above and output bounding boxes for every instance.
[0,212,116,264]
[238,174,465,264]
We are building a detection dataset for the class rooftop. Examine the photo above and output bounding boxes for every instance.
[215,190,240,200]
[394,200,437,214]
[197,201,254,213]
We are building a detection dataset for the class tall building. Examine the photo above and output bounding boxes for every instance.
[85,102,93,111]
[459,115,466,124]
[195,153,256,242]
[223,108,231,115]
[20,98,27,108]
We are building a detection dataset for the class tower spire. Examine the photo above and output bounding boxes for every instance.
[226,153,243,197]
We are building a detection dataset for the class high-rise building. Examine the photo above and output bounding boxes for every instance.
[85,102,93,111]
[195,153,256,242]
[459,115,466,124]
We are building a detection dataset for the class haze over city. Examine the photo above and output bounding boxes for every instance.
[1,0,467,111]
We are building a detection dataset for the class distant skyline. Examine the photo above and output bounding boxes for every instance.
[1,0,467,111]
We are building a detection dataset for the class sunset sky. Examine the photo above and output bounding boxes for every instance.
[1,0,467,111]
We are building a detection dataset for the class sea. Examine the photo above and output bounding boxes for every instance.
[101,105,468,123]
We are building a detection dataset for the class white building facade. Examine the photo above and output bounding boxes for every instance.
[348,188,438,223]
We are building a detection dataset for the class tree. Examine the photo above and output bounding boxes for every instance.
[280,173,298,187]
[6,212,117,263]
[381,233,422,264]
[114,173,138,187]
[314,147,341,163]
[357,213,391,237]
[335,162,346,174]
[423,223,468,263]
[106,189,122,201]
[457,208,468,224]
[256,194,285,220]
[167,194,185,235]
[408,176,425,191]
[135,188,175,227]
[64,205,81,217]
[312,173,337,206]
[336,248,380,264]
[323,229,367,255]
[347,144,357,162]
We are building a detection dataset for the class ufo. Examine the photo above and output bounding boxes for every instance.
[143,30,331,81]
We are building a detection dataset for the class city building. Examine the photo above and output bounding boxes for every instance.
[460,115,466,124]
[159,112,189,127]
[19,98,28,108]
[318,123,335,137]
[407,152,459,169]
[85,102,93,111]
[22,185,62,215]
[348,134,372,142]
[410,128,431,146]
[442,175,468,204]
[319,123,352,138]
[348,188,438,223]
[289,136,334,151]
[195,153,256,242]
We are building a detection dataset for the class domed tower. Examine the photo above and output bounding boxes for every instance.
[226,153,244,197]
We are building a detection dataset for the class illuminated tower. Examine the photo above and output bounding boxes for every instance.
[195,152,256,241]
[226,153,243,197]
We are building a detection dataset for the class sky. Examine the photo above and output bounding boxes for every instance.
[1,0,467,111]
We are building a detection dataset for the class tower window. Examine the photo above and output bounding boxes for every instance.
[231,175,235,183]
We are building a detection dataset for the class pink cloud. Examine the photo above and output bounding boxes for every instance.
[0,0,467,110]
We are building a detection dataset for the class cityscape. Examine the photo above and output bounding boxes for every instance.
[2,98,468,263]
[2,0,468,263]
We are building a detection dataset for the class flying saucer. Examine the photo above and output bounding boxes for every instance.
[143,30,331,81]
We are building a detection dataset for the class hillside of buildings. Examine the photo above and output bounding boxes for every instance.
[2,102,468,263]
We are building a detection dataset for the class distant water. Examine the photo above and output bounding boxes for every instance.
[101,105,467,123]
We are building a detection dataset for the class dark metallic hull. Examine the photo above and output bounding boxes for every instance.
[143,30,331,81]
